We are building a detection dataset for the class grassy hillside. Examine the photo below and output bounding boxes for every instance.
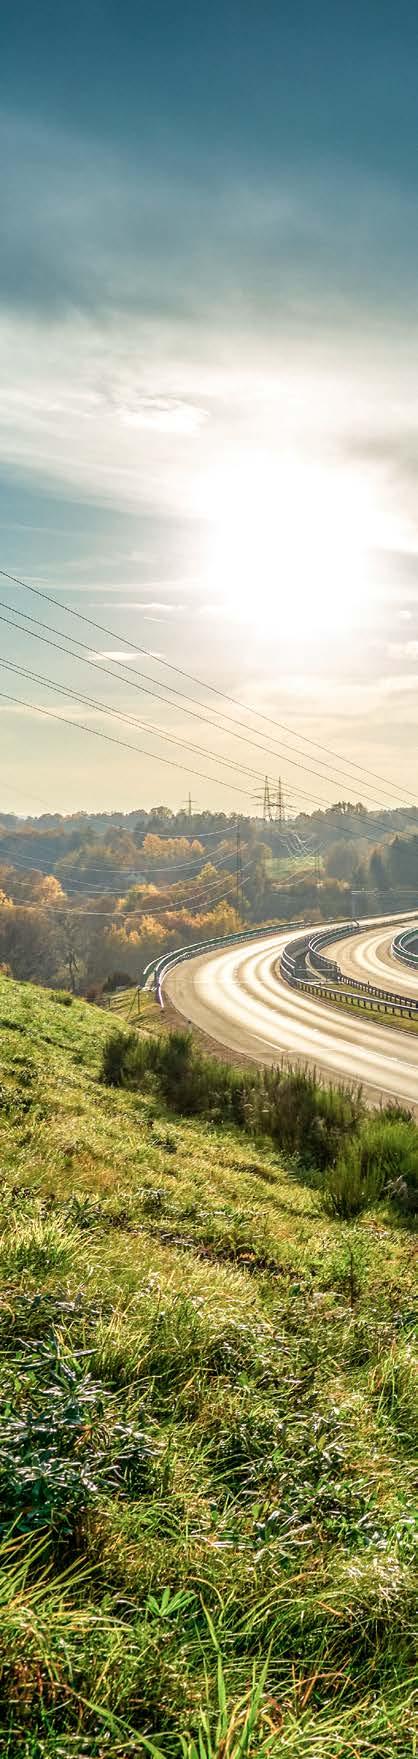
[0,974,416,1757]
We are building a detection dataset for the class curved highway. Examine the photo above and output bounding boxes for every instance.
[164,923,418,1108]
[326,922,418,995]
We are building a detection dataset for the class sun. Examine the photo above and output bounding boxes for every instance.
[204,453,369,638]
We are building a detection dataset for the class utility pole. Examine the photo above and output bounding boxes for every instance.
[236,820,243,912]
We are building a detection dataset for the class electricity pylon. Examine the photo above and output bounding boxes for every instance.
[274,778,284,824]
[263,776,271,823]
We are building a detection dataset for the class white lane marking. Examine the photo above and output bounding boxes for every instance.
[174,929,418,1104]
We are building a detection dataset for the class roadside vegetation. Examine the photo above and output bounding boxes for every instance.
[103,1025,418,1218]
[311,986,418,1037]
[0,972,416,1756]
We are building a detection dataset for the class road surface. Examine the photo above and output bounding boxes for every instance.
[164,925,418,1107]
[326,922,418,995]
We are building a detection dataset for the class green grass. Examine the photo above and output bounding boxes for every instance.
[268,856,316,883]
[316,986,418,1035]
[106,985,162,1029]
[0,972,416,1756]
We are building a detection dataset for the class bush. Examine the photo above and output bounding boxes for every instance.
[52,989,73,1007]
[101,1027,251,1121]
[359,1118,418,1212]
[100,1028,417,1211]
[103,970,135,993]
[323,1116,418,1219]
[323,1139,385,1219]
[101,1029,137,1086]
[258,1065,362,1169]
[379,1102,414,1125]
[101,1030,363,1163]
[151,1031,250,1121]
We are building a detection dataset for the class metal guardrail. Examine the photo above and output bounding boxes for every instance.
[291,977,418,1021]
[392,927,418,970]
[144,921,298,1008]
[144,915,418,1026]
[280,923,418,1020]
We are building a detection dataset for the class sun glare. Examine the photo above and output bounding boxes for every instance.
[206,455,369,638]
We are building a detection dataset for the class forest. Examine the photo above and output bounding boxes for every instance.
[1,801,418,994]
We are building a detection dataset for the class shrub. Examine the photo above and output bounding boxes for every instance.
[359,1117,418,1211]
[103,969,135,992]
[321,1113,418,1219]
[101,1030,363,1165]
[52,989,73,1006]
[101,1027,251,1121]
[259,1065,362,1169]
[379,1102,414,1125]
[152,1032,251,1120]
[100,1030,416,1211]
[101,1028,135,1086]
[323,1139,385,1219]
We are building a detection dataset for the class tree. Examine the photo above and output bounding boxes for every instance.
[61,915,82,994]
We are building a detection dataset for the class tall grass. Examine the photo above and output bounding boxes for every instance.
[0,972,416,1755]
[101,1029,362,1174]
[101,1027,418,1214]
[0,1211,78,1274]
[323,1115,418,1217]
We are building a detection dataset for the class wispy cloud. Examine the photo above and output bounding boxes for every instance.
[3,106,418,803]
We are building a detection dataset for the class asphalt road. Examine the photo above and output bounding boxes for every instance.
[164,924,418,1107]
[326,923,418,995]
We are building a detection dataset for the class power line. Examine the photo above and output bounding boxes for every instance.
[0,605,409,816]
[0,855,242,916]
[0,855,256,919]
[0,825,238,883]
[0,564,414,807]
[1,655,414,853]
[0,621,298,795]
[0,842,237,896]
[0,675,256,801]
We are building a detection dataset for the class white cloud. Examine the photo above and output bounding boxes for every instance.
[385,640,418,660]
[374,671,418,695]
[3,110,418,804]
[120,398,207,436]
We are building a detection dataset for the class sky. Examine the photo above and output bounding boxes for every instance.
[2,0,418,815]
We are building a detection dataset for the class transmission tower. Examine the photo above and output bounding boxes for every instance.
[274,778,284,825]
[262,776,270,823]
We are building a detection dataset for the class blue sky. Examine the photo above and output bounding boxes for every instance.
[2,1,418,813]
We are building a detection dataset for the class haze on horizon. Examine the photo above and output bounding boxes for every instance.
[2,0,418,816]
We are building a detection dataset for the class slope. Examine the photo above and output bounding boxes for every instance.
[0,974,416,1757]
